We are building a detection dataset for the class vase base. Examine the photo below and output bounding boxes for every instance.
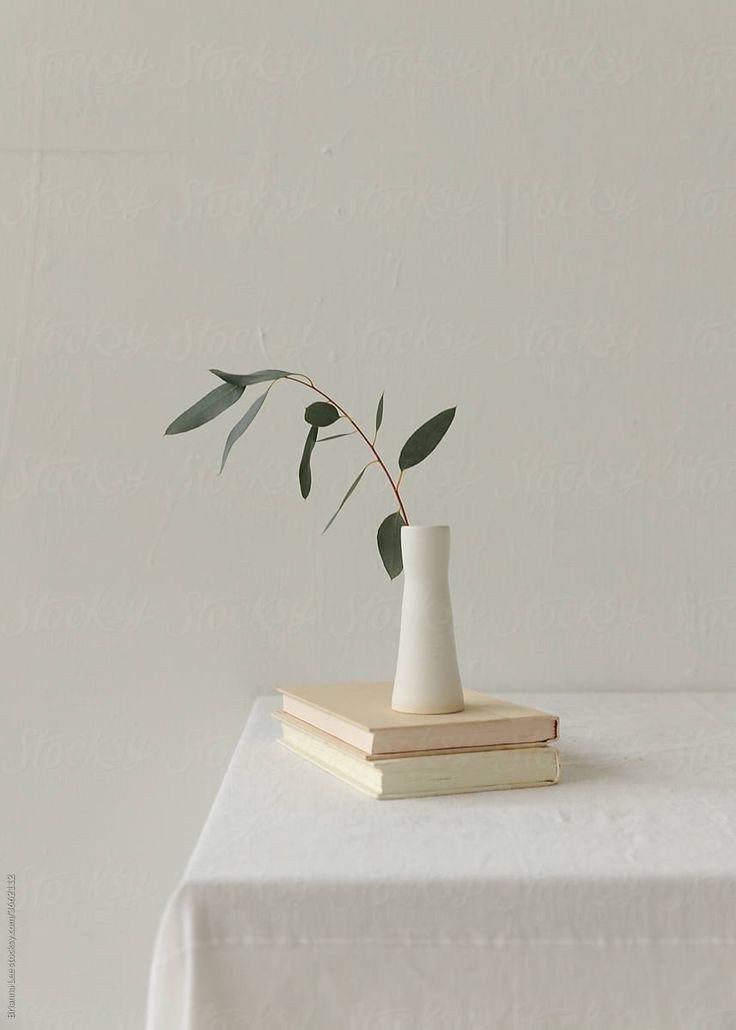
[391,700,465,715]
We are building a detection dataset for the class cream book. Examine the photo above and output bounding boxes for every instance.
[277,682,558,756]
[278,717,560,799]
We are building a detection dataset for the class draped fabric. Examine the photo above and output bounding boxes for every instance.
[146,693,736,1030]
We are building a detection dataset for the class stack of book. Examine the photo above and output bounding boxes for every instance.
[275,682,560,799]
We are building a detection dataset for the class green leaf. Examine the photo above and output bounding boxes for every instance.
[210,369,292,386]
[398,407,456,470]
[299,425,319,498]
[322,464,371,535]
[375,393,384,433]
[318,431,356,443]
[377,511,406,579]
[305,401,340,427]
[220,390,269,473]
[165,382,245,435]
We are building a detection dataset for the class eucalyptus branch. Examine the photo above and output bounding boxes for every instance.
[164,366,456,579]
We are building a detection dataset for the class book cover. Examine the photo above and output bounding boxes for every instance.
[277,682,559,756]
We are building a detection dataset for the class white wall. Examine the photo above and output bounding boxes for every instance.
[3,2,735,1026]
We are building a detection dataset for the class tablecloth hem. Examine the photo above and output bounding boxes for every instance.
[150,933,736,966]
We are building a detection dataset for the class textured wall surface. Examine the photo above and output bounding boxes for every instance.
[2,1,735,1026]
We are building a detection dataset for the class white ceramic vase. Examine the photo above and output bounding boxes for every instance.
[391,525,464,714]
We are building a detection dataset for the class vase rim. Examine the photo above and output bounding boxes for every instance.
[401,524,449,532]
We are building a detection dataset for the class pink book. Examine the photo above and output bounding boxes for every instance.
[277,682,558,757]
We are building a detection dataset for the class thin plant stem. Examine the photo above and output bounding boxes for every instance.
[285,375,409,524]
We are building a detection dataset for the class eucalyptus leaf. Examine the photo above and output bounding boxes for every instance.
[210,369,292,387]
[377,511,405,579]
[318,431,356,443]
[299,425,319,498]
[220,390,269,473]
[305,401,340,427]
[375,393,384,433]
[322,464,371,535]
[165,382,244,435]
[398,407,456,470]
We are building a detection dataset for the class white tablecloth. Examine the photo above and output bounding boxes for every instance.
[146,692,736,1030]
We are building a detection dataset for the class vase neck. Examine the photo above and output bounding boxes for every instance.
[401,525,450,580]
